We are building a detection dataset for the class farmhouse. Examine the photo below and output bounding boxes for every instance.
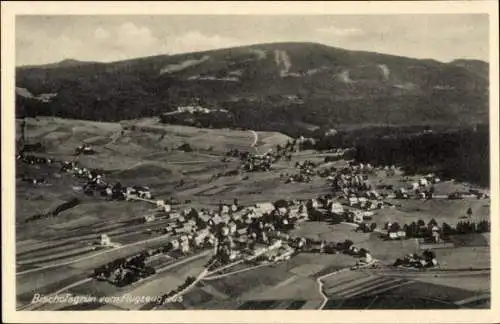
[328,202,344,214]
[197,213,211,225]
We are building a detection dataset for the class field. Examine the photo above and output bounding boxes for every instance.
[14,117,491,310]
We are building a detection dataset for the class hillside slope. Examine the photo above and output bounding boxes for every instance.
[16,42,489,133]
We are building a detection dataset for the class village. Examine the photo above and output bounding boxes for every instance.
[14,117,491,311]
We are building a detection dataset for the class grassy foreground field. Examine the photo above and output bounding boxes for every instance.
[15,117,490,310]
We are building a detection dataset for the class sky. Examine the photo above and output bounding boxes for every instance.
[15,14,490,66]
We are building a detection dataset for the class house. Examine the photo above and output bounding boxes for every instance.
[252,246,267,257]
[432,231,441,244]
[221,226,230,237]
[349,246,359,254]
[125,187,137,200]
[410,182,419,190]
[269,239,282,250]
[193,229,210,245]
[353,213,364,224]
[180,241,190,254]
[197,213,211,226]
[221,215,231,224]
[307,199,319,210]
[236,228,248,237]
[169,212,181,220]
[231,212,244,223]
[419,178,429,187]
[361,210,374,218]
[277,207,289,216]
[174,226,191,235]
[359,253,373,264]
[209,214,223,226]
[144,214,156,222]
[348,197,358,207]
[133,186,151,199]
[328,202,344,215]
[244,208,258,220]
[367,190,381,200]
[228,222,237,234]
[228,250,239,261]
[395,188,409,199]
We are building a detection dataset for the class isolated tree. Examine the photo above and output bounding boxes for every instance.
[370,222,377,232]
[441,222,453,236]
[466,207,473,218]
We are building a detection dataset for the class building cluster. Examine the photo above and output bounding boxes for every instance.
[168,105,229,115]
[241,152,275,172]
[402,175,438,199]
[332,172,372,193]
[297,238,374,265]
[17,153,54,165]
[171,200,311,264]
